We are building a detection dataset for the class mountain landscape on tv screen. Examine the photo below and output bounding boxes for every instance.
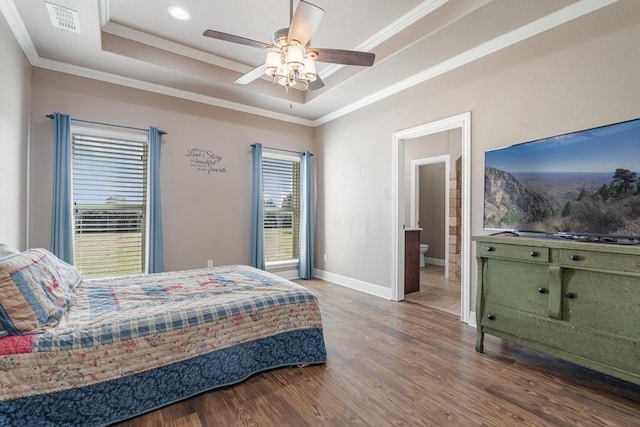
[484,166,640,237]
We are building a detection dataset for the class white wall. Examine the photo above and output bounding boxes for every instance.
[0,13,30,249]
[315,2,640,292]
[28,69,314,272]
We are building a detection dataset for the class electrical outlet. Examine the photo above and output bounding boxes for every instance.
[207,260,213,268]
[323,253,327,262]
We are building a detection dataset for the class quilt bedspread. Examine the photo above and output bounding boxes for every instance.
[0,265,326,426]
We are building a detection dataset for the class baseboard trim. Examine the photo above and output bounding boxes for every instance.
[425,257,445,267]
[313,269,393,300]
[312,269,475,327]
[270,269,300,280]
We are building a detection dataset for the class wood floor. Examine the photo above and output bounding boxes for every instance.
[114,278,640,426]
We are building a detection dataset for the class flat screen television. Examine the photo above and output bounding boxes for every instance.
[483,117,640,242]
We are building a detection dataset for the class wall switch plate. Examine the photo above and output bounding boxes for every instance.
[207,260,213,268]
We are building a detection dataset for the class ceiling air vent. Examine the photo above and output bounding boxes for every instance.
[45,2,81,33]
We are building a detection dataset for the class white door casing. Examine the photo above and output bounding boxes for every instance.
[391,112,472,325]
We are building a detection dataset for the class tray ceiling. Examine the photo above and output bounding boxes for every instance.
[1,0,616,126]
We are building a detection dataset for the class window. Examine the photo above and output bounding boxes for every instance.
[262,153,300,265]
[71,128,149,278]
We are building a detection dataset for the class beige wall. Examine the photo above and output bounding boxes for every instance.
[5,1,640,300]
[403,131,447,226]
[315,1,640,290]
[0,13,30,249]
[29,69,314,271]
[419,163,445,260]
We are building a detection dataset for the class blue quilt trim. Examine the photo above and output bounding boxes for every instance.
[0,328,326,427]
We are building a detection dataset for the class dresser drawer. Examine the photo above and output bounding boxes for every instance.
[560,249,640,273]
[481,303,552,343]
[481,303,520,336]
[478,242,549,263]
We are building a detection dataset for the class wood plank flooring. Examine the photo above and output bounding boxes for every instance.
[114,278,640,426]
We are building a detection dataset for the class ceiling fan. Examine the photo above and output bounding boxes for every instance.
[203,0,375,91]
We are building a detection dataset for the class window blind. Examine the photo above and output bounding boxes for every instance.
[72,133,148,278]
[262,157,300,262]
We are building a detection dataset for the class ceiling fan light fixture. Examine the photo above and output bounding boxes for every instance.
[278,75,295,88]
[262,41,320,90]
[203,0,375,92]
[302,58,317,82]
[264,49,282,77]
[284,42,305,72]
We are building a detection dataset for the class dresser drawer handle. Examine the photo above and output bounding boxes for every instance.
[530,251,539,257]
[565,291,576,299]
[487,313,496,320]
[537,287,547,294]
[486,246,495,252]
[570,254,580,261]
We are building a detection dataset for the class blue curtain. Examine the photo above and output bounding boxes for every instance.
[250,144,265,270]
[298,151,314,279]
[148,127,164,273]
[51,113,74,264]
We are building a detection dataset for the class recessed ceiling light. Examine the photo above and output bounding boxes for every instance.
[168,5,191,21]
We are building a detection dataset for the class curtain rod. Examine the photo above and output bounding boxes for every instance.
[46,114,167,135]
[251,143,313,156]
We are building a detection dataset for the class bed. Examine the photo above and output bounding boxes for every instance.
[0,248,326,426]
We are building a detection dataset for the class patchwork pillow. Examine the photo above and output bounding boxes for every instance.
[0,248,82,334]
[0,246,21,337]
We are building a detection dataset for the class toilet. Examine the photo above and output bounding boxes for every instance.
[419,244,429,268]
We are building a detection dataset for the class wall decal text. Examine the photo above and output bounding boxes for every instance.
[185,148,228,174]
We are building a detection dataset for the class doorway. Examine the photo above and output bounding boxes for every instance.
[405,155,460,315]
[391,112,472,325]
[409,155,450,279]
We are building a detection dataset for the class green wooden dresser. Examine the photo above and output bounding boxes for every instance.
[474,235,640,385]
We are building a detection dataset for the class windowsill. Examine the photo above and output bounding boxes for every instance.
[84,272,147,282]
[266,258,299,270]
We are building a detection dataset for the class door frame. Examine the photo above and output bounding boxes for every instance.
[410,155,450,278]
[391,112,472,325]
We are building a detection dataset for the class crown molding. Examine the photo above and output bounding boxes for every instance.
[102,22,252,74]
[320,0,449,80]
[33,56,315,126]
[0,0,38,63]
[2,0,618,128]
[313,0,618,126]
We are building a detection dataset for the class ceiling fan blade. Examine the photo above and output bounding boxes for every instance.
[288,0,324,46]
[234,64,266,85]
[203,29,270,49]
[312,48,375,67]
[308,76,324,90]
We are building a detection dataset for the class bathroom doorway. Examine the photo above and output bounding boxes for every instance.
[404,149,461,316]
[409,155,450,279]
[391,112,472,325]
